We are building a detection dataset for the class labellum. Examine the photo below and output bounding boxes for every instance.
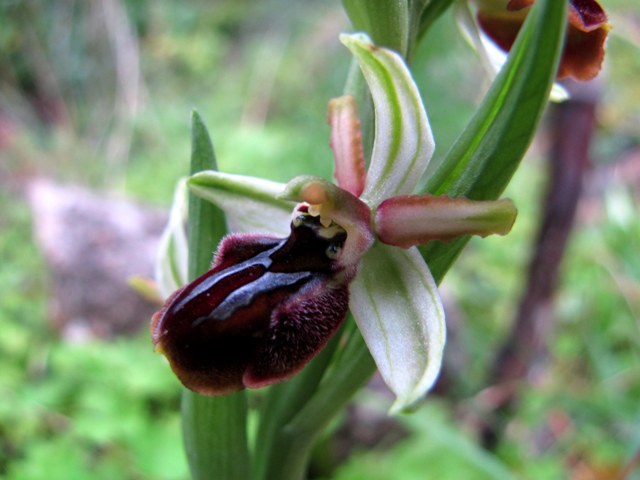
[151,205,353,395]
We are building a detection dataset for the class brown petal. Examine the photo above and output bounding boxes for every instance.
[476,9,527,54]
[477,0,610,81]
[558,20,610,80]
[568,0,609,32]
[507,0,535,11]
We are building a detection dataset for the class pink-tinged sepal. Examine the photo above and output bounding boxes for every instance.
[375,194,517,248]
[151,208,352,395]
[328,96,366,197]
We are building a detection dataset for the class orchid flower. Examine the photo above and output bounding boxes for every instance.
[151,33,517,413]
[456,0,610,99]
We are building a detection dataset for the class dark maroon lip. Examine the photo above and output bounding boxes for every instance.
[152,211,353,395]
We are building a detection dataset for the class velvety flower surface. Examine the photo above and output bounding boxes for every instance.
[152,33,517,413]
[473,0,610,80]
[151,205,353,394]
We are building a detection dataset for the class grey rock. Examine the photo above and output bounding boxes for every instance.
[28,179,167,340]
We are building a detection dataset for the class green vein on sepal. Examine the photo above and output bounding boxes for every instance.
[340,33,435,207]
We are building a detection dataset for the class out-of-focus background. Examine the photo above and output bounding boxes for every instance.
[0,1,638,478]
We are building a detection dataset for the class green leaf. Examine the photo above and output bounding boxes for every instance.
[189,171,291,235]
[425,0,567,200]
[342,0,409,57]
[187,112,227,280]
[349,243,445,414]
[341,33,435,207]
[422,0,568,279]
[414,0,455,47]
[181,111,251,480]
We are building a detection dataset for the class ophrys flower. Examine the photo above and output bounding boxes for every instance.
[152,33,517,413]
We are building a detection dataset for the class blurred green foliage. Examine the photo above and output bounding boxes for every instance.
[0,192,188,479]
[0,0,638,478]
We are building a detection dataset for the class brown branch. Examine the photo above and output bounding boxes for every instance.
[480,80,601,449]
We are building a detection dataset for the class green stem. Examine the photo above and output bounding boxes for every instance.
[286,320,375,438]
[182,391,251,480]
[253,331,342,480]
[182,111,251,480]
[258,321,375,480]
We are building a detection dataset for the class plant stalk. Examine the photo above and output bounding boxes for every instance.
[182,111,252,480]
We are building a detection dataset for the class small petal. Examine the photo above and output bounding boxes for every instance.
[155,179,189,298]
[328,96,366,197]
[560,2,610,80]
[375,195,517,248]
[349,243,445,414]
[566,0,608,32]
[189,171,292,236]
[340,33,435,206]
[152,212,352,394]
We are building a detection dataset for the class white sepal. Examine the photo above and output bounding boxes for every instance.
[189,171,292,236]
[155,179,189,298]
[340,33,435,207]
[349,243,446,414]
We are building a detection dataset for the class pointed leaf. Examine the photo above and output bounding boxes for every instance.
[349,243,445,413]
[341,33,435,206]
[182,111,250,480]
[422,0,567,280]
[454,1,568,101]
[189,171,292,236]
[189,111,228,279]
[375,195,517,248]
